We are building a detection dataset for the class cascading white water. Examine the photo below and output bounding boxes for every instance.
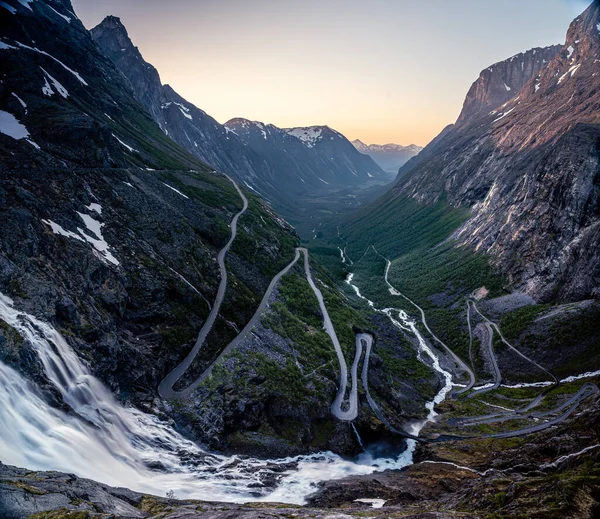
[344,271,455,456]
[0,292,414,504]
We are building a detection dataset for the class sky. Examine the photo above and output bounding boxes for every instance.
[72,0,591,147]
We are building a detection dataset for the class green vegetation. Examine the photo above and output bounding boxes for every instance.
[340,193,469,259]
[319,192,508,370]
[379,348,437,399]
[5,480,47,495]
[27,511,90,519]
[503,303,600,376]
[137,495,168,515]
[499,304,551,342]
[307,245,350,282]
[158,171,242,211]
[388,241,504,306]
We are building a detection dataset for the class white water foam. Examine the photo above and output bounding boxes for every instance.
[0,292,413,504]
[344,272,455,459]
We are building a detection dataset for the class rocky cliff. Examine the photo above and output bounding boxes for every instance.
[392,2,600,302]
[455,45,562,126]
[89,16,279,204]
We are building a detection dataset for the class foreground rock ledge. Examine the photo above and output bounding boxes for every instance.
[0,462,480,519]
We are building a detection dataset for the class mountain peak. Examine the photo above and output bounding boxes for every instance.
[456,44,562,125]
[562,0,600,60]
[91,15,136,53]
[567,0,600,40]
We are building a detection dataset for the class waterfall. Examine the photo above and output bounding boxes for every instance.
[351,423,366,451]
[0,292,413,504]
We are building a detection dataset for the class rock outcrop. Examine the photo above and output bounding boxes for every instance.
[455,45,562,126]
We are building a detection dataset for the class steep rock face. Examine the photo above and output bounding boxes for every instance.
[393,2,600,302]
[89,16,167,126]
[0,0,203,172]
[456,45,562,125]
[90,17,276,198]
[352,139,422,173]
[226,119,385,189]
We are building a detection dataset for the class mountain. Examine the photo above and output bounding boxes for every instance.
[347,1,600,303]
[0,0,437,480]
[225,119,385,188]
[91,16,385,218]
[3,1,600,515]
[89,16,281,203]
[352,139,422,173]
[456,45,562,125]
[0,1,207,172]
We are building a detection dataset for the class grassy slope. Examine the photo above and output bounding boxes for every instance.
[314,192,506,363]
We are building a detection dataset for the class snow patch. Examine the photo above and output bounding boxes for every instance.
[0,1,16,14]
[112,134,138,153]
[42,220,84,242]
[42,77,53,96]
[503,82,511,92]
[17,0,33,11]
[76,212,120,266]
[493,107,516,123]
[41,67,69,98]
[11,93,27,113]
[355,499,386,509]
[85,203,102,215]
[47,4,71,23]
[179,108,192,120]
[0,41,17,50]
[0,110,29,139]
[286,127,324,148]
[566,45,574,59]
[161,182,189,199]
[558,64,580,84]
[15,41,88,86]
[162,102,193,120]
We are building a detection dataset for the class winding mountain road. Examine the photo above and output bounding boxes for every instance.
[359,333,423,442]
[462,383,598,427]
[302,249,360,420]
[485,383,599,439]
[470,301,557,385]
[467,322,501,398]
[159,179,367,420]
[159,175,249,400]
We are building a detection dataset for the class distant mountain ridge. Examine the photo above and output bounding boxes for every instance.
[352,139,422,173]
[225,118,384,188]
[91,16,385,216]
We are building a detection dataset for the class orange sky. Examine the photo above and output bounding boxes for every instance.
[73,0,585,146]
